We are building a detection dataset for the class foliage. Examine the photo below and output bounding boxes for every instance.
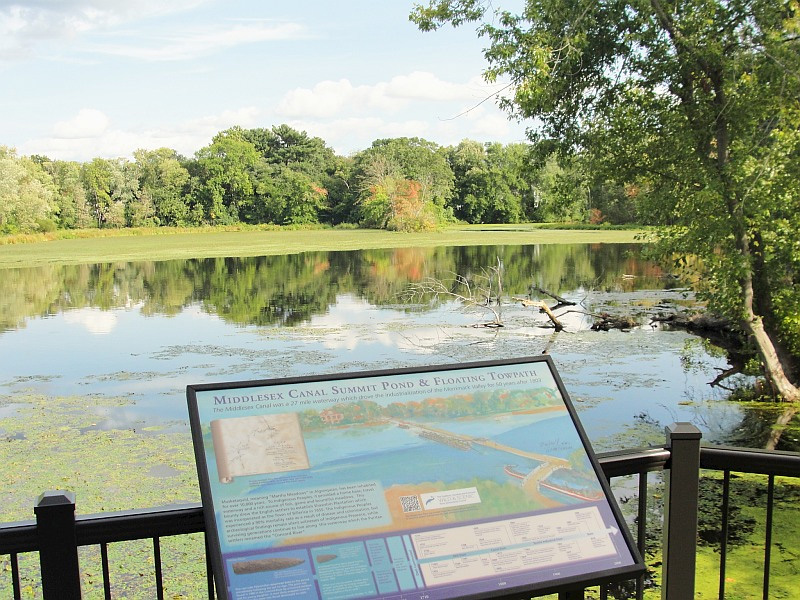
[191,127,259,224]
[447,140,535,223]
[353,137,455,230]
[134,148,191,226]
[1,129,625,237]
[0,146,56,233]
[410,0,800,400]
[533,154,588,223]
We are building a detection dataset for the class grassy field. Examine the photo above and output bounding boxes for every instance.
[0,224,646,268]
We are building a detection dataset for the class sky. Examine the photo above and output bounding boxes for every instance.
[0,0,531,162]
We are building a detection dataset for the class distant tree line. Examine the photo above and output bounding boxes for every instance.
[1,125,652,234]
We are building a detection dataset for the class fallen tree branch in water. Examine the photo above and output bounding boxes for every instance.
[529,285,576,306]
[590,313,639,331]
[513,297,563,331]
[709,365,743,391]
[651,312,733,332]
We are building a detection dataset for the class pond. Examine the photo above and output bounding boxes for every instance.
[1,242,777,453]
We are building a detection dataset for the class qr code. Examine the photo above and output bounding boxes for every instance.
[400,495,422,513]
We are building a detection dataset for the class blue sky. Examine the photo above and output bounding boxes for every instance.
[1,0,530,161]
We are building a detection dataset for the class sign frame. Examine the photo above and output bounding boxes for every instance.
[188,356,645,600]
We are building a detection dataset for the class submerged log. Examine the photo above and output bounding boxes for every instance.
[652,312,732,332]
[590,313,638,331]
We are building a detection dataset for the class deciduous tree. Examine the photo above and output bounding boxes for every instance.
[0,147,56,232]
[412,0,800,400]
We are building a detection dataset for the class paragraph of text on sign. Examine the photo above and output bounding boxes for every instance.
[221,481,390,545]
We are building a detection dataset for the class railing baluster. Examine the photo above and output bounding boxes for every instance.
[101,542,111,599]
[205,532,216,599]
[763,475,775,600]
[718,471,730,600]
[11,552,21,600]
[154,536,164,600]
[636,471,647,600]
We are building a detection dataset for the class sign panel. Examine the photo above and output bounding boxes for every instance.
[188,356,643,600]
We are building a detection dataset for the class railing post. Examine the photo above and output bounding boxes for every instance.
[35,490,82,599]
[661,423,701,600]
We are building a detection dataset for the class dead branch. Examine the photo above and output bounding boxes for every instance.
[537,302,564,331]
[402,260,505,327]
[530,285,576,306]
[513,297,564,330]
[709,365,743,391]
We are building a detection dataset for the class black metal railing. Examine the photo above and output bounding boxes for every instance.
[2,425,799,600]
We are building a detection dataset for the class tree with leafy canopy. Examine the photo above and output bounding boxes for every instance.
[411,0,800,401]
[191,127,259,224]
[447,140,532,223]
[353,137,455,230]
[39,159,93,229]
[134,148,191,226]
[80,158,136,228]
[240,125,341,225]
[0,147,57,233]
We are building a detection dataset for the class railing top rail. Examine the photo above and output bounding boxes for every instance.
[596,446,671,478]
[700,444,800,477]
[0,520,37,554]
[75,503,204,546]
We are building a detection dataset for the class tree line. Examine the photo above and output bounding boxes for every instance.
[1,125,649,235]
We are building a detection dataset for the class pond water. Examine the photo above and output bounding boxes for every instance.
[0,243,784,452]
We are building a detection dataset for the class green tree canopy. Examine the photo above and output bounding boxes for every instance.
[412,0,800,400]
[353,137,455,230]
[191,127,260,224]
[134,148,191,226]
[0,147,57,233]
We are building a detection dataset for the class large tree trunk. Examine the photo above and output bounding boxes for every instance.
[741,314,800,402]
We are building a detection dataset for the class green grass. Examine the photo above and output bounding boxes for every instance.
[0,224,646,268]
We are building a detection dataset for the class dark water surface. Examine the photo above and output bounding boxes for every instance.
[0,243,775,450]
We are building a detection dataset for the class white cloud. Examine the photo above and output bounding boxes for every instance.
[0,0,209,59]
[21,106,263,160]
[461,107,513,138]
[276,79,405,119]
[52,108,110,138]
[276,72,507,120]
[385,71,487,102]
[84,21,309,62]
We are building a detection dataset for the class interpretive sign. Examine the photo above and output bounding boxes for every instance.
[188,356,644,600]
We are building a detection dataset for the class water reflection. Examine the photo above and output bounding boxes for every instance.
[0,244,672,332]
